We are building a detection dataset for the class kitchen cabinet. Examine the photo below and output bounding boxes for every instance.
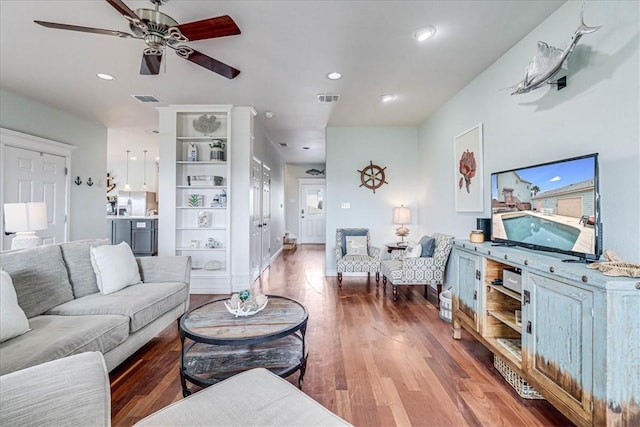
[452,241,639,427]
[107,218,157,256]
[452,250,481,336]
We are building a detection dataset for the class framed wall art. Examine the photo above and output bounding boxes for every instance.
[454,123,484,212]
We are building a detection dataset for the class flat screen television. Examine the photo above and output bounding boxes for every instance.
[490,153,601,262]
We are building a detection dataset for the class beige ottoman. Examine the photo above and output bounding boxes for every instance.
[135,368,351,427]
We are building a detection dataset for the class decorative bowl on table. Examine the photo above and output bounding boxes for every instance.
[224,289,268,317]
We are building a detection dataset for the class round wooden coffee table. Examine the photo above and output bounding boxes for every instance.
[179,295,308,396]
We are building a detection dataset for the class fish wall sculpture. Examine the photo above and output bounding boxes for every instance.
[509,8,602,95]
[305,168,325,176]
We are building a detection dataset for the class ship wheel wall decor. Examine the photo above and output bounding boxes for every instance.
[358,161,388,193]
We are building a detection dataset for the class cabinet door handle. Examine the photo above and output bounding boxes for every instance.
[475,269,481,280]
[523,290,530,305]
[526,321,532,334]
[473,290,477,300]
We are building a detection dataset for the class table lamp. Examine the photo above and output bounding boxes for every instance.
[393,205,411,246]
[3,202,48,249]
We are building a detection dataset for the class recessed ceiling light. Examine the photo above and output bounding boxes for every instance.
[130,157,137,161]
[302,147,310,150]
[265,111,274,119]
[96,73,115,81]
[327,72,342,80]
[413,26,437,42]
[380,94,396,103]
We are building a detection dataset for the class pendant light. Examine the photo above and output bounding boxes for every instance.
[141,150,149,191]
[123,150,132,191]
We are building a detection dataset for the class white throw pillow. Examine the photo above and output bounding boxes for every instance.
[406,243,422,258]
[90,242,142,295]
[346,236,368,256]
[0,270,30,343]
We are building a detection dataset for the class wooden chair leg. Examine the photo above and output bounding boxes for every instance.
[392,285,398,302]
[337,273,342,287]
[375,272,380,283]
[382,275,387,284]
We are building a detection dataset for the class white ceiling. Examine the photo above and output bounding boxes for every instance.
[0,0,565,164]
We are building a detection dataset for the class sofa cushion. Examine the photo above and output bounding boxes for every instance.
[0,245,74,318]
[60,239,109,298]
[0,314,129,375]
[90,242,142,295]
[418,235,436,258]
[406,243,422,258]
[0,270,30,343]
[47,282,188,332]
[345,235,368,255]
[339,229,368,256]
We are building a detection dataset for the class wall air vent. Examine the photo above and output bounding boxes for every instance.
[317,94,340,103]
[131,95,161,103]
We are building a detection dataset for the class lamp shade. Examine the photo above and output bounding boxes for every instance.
[3,202,48,232]
[393,206,411,224]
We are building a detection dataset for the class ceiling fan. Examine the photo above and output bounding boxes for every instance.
[34,0,241,79]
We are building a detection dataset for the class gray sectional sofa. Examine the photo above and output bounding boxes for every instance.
[0,239,191,375]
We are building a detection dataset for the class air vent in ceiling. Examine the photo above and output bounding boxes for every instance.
[279,143,288,147]
[131,95,161,103]
[317,94,340,103]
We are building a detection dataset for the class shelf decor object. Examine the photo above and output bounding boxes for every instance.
[198,211,210,228]
[187,194,204,207]
[193,114,221,136]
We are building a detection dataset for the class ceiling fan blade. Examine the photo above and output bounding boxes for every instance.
[177,15,241,41]
[181,49,240,79]
[34,20,134,38]
[140,52,163,75]
[105,0,139,20]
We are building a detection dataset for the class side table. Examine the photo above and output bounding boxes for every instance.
[385,243,408,253]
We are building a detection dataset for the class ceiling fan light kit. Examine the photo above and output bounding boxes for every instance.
[35,0,241,79]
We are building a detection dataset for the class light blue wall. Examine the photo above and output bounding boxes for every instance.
[0,87,108,241]
[417,1,639,260]
[325,126,418,274]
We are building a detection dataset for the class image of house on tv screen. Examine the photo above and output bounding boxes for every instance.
[491,156,597,255]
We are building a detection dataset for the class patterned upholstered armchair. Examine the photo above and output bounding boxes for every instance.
[336,228,381,285]
[380,233,453,301]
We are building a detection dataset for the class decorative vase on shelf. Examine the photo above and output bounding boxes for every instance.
[187,143,198,162]
[209,140,225,161]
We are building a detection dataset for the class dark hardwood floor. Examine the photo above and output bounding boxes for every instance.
[110,244,574,426]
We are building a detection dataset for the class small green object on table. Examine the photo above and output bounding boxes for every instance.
[238,289,250,301]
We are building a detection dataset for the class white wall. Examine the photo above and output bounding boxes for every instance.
[0,87,107,241]
[284,163,326,238]
[417,1,640,261]
[253,118,286,256]
[325,126,418,274]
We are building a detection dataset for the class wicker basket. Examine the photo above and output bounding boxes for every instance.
[493,355,545,400]
[439,290,452,322]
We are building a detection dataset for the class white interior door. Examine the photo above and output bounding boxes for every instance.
[261,165,271,272]
[299,180,326,244]
[2,146,67,249]
[250,158,262,281]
